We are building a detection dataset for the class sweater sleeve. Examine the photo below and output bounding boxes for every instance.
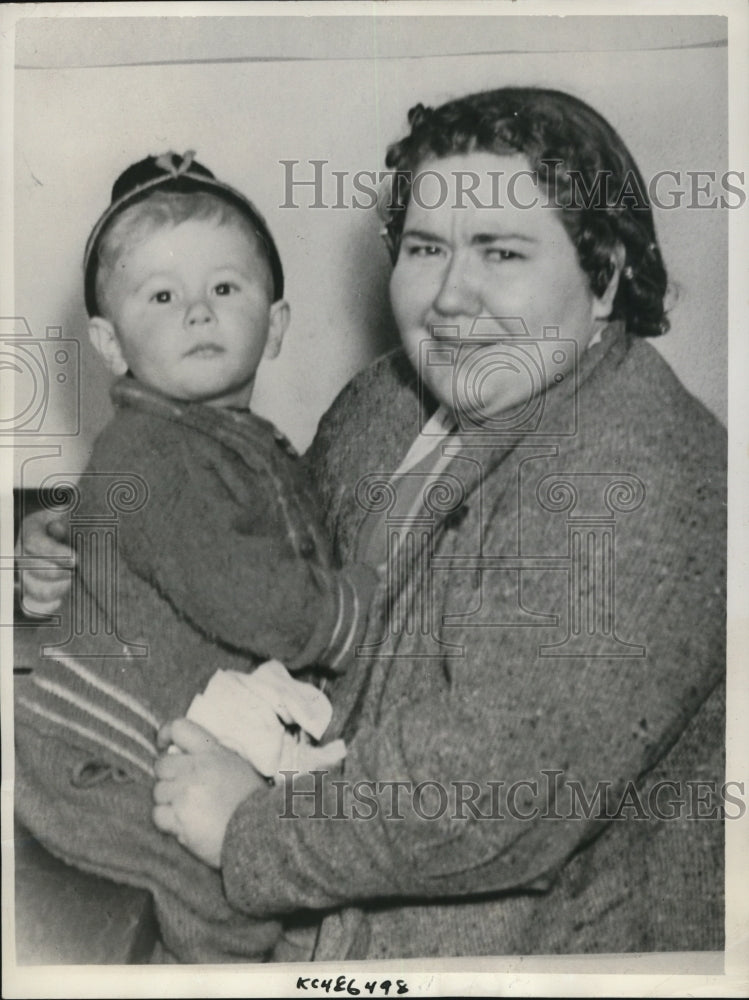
[218,426,727,914]
[87,414,377,672]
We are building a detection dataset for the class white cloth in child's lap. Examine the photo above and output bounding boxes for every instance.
[184,661,345,779]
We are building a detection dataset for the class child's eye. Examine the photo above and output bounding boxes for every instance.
[214,282,238,296]
[405,243,444,258]
[151,290,172,304]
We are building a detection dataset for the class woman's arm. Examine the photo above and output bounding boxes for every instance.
[159,512,725,915]
[213,426,727,914]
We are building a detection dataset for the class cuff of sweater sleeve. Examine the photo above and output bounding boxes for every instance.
[284,564,378,674]
[317,564,379,673]
[220,771,344,917]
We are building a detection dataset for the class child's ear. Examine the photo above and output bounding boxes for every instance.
[592,242,626,322]
[263,300,291,360]
[88,317,129,376]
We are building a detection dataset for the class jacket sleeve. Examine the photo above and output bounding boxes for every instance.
[218,429,727,915]
[86,415,377,672]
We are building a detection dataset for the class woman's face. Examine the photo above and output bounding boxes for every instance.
[389,151,619,424]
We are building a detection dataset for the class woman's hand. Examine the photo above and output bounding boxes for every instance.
[152,719,268,869]
[15,509,74,615]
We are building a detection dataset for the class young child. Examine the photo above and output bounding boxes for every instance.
[14,150,377,962]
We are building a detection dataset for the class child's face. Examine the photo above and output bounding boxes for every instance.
[91,218,289,408]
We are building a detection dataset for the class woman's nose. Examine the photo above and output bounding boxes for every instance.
[185,299,215,326]
[432,252,481,317]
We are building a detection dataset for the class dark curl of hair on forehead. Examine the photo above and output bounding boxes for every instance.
[382,87,669,338]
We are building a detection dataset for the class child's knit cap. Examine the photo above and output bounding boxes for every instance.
[83,150,284,316]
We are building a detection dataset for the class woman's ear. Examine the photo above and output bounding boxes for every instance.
[88,317,129,376]
[263,300,291,360]
[592,243,626,321]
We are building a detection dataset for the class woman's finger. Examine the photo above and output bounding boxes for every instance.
[16,511,75,614]
[19,572,72,615]
[21,562,71,582]
[19,567,71,600]
[154,752,191,780]
[17,510,74,560]
[152,803,181,836]
[156,720,176,750]
[46,516,71,544]
[19,593,65,617]
[152,778,176,804]
[168,718,220,755]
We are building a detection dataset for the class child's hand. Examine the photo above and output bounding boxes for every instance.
[152,719,268,868]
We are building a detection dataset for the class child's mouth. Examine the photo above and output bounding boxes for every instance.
[185,344,224,358]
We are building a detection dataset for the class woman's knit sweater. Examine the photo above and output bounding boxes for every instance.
[219,323,727,958]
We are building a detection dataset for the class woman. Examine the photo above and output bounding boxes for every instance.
[18,87,726,959]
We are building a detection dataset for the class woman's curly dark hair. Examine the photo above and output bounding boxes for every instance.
[380,87,669,338]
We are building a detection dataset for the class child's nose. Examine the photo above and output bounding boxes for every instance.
[185,299,215,326]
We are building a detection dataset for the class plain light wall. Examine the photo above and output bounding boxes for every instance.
[12,14,728,485]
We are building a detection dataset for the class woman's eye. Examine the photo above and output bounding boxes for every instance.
[151,290,172,304]
[485,248,520,262]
